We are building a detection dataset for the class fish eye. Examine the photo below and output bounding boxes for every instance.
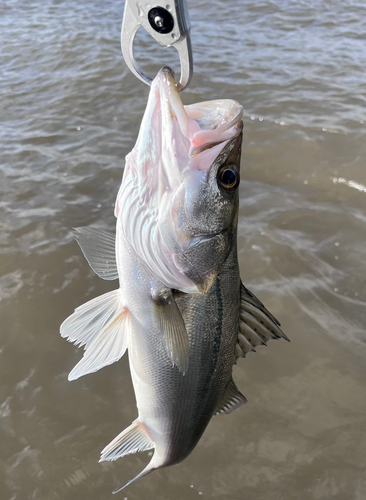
[217,164,240,191]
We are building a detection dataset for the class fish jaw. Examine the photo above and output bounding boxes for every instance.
[116,67,243,293]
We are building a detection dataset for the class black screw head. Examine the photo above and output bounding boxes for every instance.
[148,7,174,34]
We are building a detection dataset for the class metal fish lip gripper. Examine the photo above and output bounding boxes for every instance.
[121,0,193,91]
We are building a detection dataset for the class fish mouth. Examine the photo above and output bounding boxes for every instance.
[131,66,243,184]
[157,67,195,141]
[156,66,243,135]
[150,67,243,171]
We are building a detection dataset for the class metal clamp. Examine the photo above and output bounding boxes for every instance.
[121,0,193,91]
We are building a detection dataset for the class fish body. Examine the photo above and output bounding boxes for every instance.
[118,232,240,469]
[60,67,287,490]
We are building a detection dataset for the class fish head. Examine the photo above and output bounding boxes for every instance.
[166,121,243,293]
[117,67,243,294]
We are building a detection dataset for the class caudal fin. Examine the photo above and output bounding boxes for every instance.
[60,289,130,380]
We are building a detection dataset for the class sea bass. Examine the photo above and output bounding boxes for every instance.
[60,67,288,490]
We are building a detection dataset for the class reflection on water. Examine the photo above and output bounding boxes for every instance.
[1,0,366,499]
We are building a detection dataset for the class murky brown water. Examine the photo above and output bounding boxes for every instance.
[1,0,366,499]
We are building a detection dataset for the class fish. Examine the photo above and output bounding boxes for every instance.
[60,67,288,492]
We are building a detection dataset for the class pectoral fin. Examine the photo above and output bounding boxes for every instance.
[236,282,289,360]
[68,307,129,381]
[60,289,129,380]
[74,227,118,280]
[152,288,189,375]
[215,378,247,415]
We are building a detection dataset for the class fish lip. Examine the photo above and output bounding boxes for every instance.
[161,67,192,139]
[161,66,176,80]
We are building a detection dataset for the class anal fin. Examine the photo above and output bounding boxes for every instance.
[215,378,247,415]
[100,420,154,462]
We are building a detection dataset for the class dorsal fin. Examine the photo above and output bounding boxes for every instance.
[236,282,289,360]
[74,227,118,281]
[215,378,247,415]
